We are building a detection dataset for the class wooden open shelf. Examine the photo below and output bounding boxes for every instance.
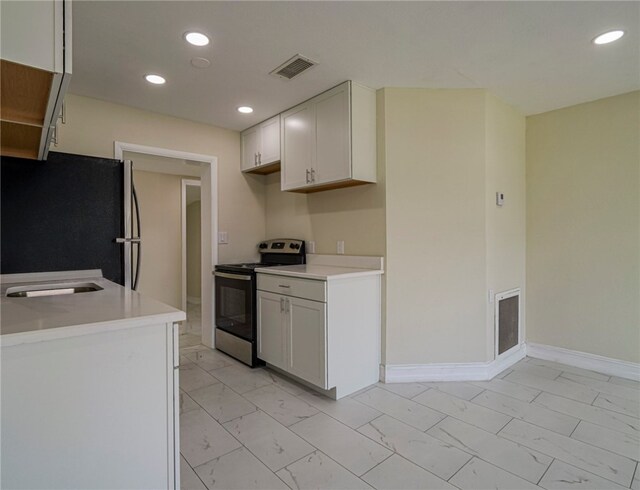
[1,59,53,126]
[1,120,41,159]
[1,59,55,160]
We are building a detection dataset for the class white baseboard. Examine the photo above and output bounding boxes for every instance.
[381,343,525,383]
[526,343,640,381]
[187,296,201,305]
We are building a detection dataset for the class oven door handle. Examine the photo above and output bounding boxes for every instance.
[213,271,253,281]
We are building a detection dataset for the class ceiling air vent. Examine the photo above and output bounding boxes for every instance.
[270,54,317,80]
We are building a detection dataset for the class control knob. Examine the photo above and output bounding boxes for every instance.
[259,242,268,249]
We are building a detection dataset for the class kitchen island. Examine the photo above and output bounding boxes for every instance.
[1,270,185,490]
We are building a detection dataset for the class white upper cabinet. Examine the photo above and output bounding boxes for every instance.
[241,126,259,171]
[281,81,376,193]
[240,115,281,174]
[281,101,314,189]
[0,0,72,160]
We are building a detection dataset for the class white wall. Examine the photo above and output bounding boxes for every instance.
[526,91,640,363]
[55,94,266,265]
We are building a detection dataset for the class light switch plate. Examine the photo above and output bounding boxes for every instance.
[337,241,345,254]
[496,192,505,206]
[218,231,228,244]
[307,241,316,254]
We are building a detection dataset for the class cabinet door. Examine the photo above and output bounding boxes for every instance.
[259,115,280,165]
[281,101,315,190]
[257,291,286,369]
[241,126,260,171]
[314,83,351,185]
[287,297,327,388]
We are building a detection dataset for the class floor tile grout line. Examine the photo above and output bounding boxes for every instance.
[535,457,555,485]
[228,425,316,475]
[427,416,553,487]
[180,450,213,489]
[526,386,640,423]
[409,388,514,435]
[354,387,450,432]
[568,419,581,438]
[444,453,474,484]
[496,420,637,488]
[502,373,603,406]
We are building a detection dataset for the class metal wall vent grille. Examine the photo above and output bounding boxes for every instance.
[270,54,317,80]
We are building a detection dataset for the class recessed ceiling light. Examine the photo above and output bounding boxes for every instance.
[185,32,210,47]
[145,74,166,85]
[237,106,254,114]
[593,30,625,45]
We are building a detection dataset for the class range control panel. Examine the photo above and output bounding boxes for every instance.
[258,238,305,254]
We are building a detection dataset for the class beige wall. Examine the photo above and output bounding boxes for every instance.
[55,94,266,264]
[526,91,640,363]
[484,93,527,359]
[133,170,182,308]
[187,200,202,299]
[383,88,489,364]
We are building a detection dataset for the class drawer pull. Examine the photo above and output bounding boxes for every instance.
[278,284,291,288]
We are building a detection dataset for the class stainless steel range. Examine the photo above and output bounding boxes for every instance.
[213,239,305,367]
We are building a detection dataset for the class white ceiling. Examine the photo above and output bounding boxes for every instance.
[70,1,639,131]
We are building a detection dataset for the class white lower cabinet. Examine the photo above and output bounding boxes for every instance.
[288,296,327,388]
[257,271,380,398]
[257,290,327,388]
[257,291,287,370]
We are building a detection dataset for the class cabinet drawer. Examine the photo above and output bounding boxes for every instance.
[257,274,326,302]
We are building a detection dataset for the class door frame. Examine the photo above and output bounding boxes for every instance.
[114,141,218,349]
[181,179,201,312]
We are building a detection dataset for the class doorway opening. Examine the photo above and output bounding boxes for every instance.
[182,179,202,345]
[114,141,218,349]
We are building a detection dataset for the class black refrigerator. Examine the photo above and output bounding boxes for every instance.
[1,151,141,288]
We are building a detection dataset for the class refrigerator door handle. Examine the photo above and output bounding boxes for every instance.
[131,176,142,291]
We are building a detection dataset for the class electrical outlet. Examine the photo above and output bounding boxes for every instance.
[218,231,228,244]
[496,192,505,206]
[337,241,345,254]
[307,241,316,254]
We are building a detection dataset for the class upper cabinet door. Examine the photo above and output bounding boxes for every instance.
[259,115,280,166]
[281,101,315,191]
[240,126,260,171]
[314,84,351,185]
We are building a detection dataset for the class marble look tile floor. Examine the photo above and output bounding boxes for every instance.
[179,301,202,347]
[178,342,640,490]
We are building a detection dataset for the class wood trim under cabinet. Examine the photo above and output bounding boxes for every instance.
[288,178,372,193]
[243,161,281,175]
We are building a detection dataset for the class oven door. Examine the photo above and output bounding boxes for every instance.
[214,271,254,341]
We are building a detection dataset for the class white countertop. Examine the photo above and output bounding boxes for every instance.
[1,270,185,347]
[255,254,384,281]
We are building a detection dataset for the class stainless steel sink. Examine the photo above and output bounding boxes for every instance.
[6,282,103,298]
